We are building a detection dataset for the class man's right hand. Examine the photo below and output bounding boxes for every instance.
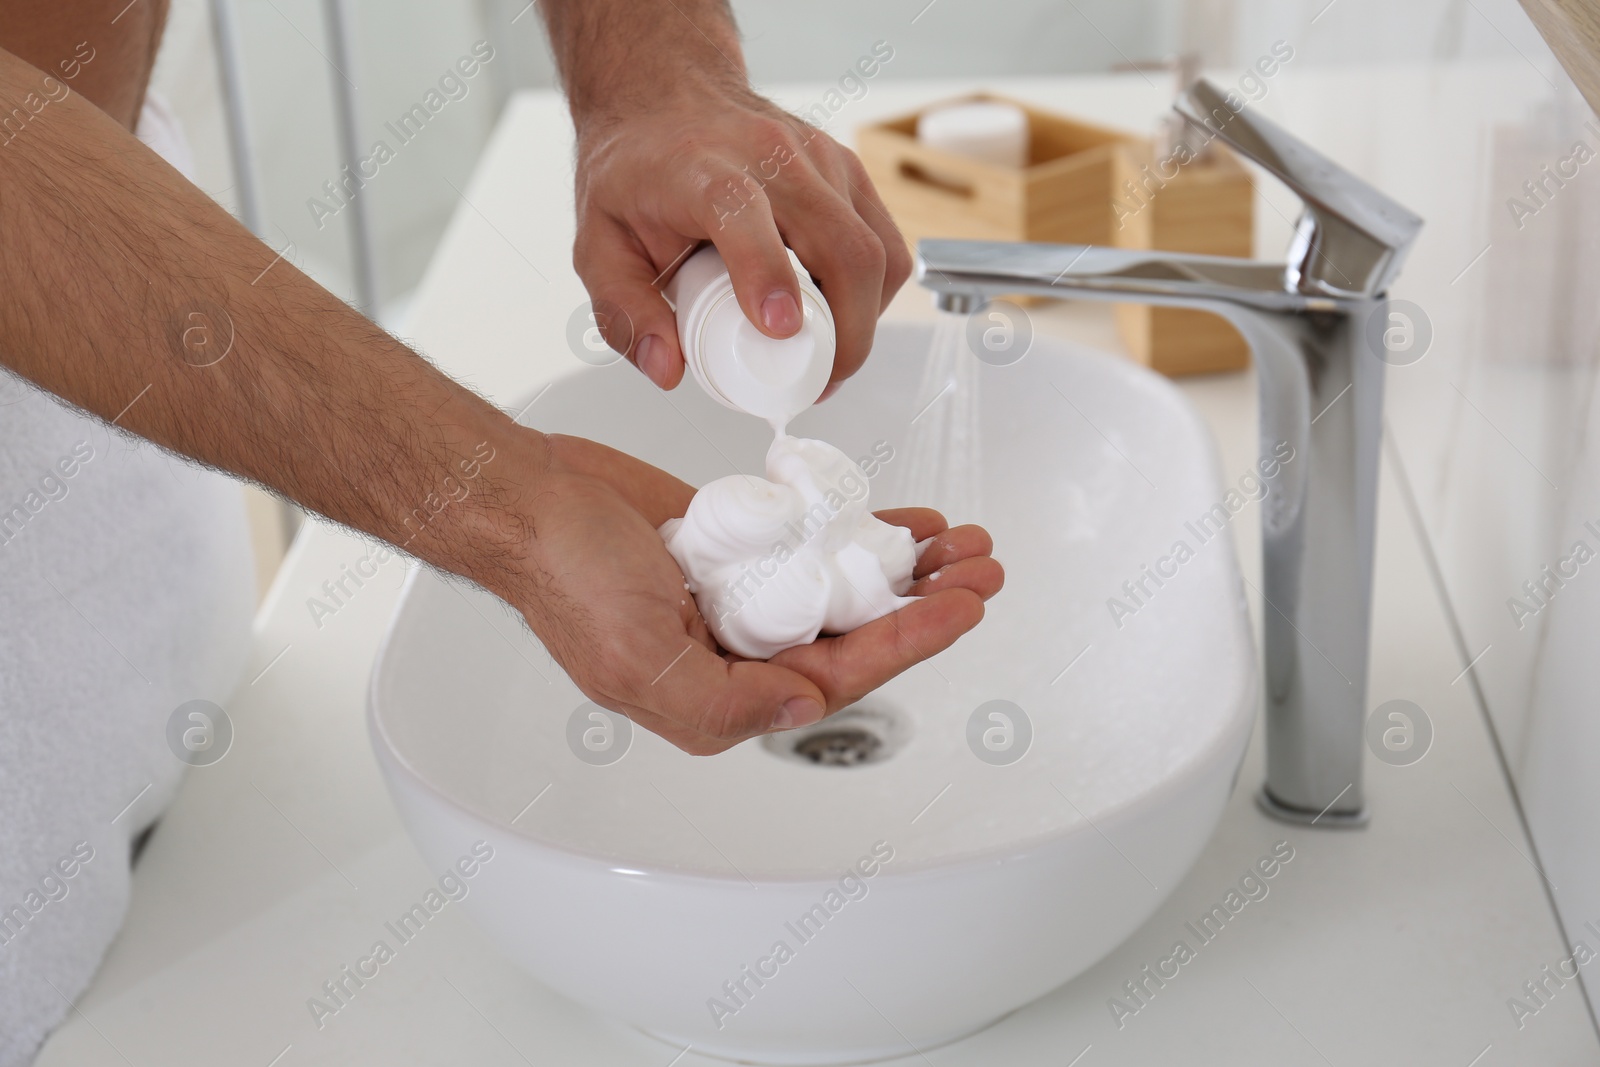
[541,0,911,396]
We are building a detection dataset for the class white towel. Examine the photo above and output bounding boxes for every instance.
[0,89,256,1067]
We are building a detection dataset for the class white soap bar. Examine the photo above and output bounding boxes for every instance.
[917,101,1029,169]
[661,435,916,660]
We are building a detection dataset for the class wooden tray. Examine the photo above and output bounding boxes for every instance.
[857,95,1255,376]
[856,93,1136,247]
[1109,139,1255,375]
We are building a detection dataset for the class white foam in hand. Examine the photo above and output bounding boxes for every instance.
[661,435,917,659]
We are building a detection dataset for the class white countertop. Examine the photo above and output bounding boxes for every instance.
[40,75,1600,1065]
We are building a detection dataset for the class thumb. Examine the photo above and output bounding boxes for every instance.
[638,640,828,751]
[574,214,685,388]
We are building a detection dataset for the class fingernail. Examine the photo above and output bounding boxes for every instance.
[761,290,802,335]
[636,334,668,386]
[772,697,825,731]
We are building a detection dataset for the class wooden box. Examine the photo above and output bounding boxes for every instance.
[856,94,1136,248]
[1109,139,1255,375]
[857,95,1256,377]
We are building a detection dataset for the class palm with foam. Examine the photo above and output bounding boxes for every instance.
[524,434,1003,754]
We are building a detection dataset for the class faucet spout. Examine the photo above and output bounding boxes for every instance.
[916,241,1318,313]
[915,83,1422,827]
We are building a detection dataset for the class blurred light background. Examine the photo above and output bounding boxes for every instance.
[157,0,1529,330]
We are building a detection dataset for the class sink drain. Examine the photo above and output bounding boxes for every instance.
[793,726,882,766]
[762,705,907,768]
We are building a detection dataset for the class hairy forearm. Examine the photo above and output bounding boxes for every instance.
[0,49,544,599]
[539,0,747,124]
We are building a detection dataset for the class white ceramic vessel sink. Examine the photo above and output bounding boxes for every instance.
[370,320,1256,1064]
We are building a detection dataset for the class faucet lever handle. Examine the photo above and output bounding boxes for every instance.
[1175,79,1423,299]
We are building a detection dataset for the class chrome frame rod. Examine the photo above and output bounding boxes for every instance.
[208,0,266,238]
[322,0,380,317]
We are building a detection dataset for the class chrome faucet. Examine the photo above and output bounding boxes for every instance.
[917,80,1423,826]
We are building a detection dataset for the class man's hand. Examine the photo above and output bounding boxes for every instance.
[522,436,1002,754]
[542,0,911,393]
[0,37,991,760]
